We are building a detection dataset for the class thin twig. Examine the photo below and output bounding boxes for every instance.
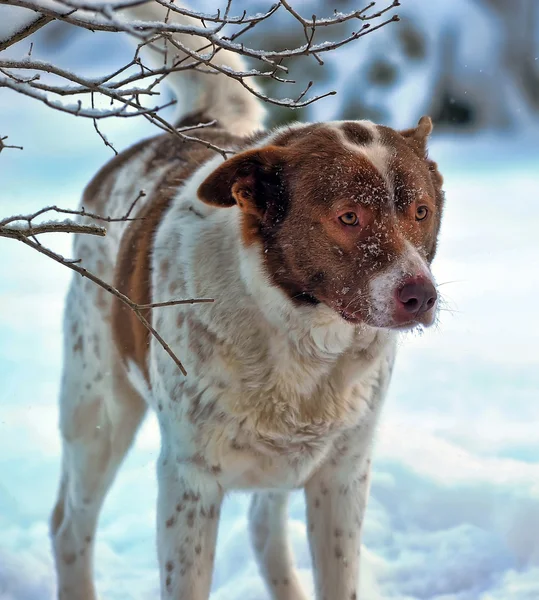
[0,194,217,376]
[137,298,214,309]
[0,0,399,150]
[7,231,189,376]
[0,194,146,227]
[0,135,23,152]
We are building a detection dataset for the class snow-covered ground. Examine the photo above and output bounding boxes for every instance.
[2,8,539,600]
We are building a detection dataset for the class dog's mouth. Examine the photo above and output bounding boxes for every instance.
[294,290,367,326]
[314,294,366,326]
[294,291,320,305]
[295,291,428,329]
[337,302,435,330]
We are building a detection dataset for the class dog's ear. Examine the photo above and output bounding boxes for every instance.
[197,146,287,219]
[400,115,433,158]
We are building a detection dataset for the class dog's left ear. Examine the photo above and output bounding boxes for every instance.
[400,115,433,158]
[197,146,287,219]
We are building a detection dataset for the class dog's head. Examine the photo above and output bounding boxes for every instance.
[198,118,444,330]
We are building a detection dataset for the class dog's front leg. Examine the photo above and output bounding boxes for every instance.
[156,459,223,600]
[305,452,372,600]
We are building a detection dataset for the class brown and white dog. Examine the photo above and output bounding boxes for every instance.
[50,3,445,599]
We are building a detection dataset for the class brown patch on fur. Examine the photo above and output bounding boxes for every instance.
[183,490,201,502]
[197,121,444,325]
[73,335,83,354]
[96,288,108,310]
[111,129,245,382]
[63,553,77,565]
[340,122,375,146]
[198,145,288,248]
[187,317,217,368]
[96,259,105,276]
[112,192,174,381]
[187,393,217,425]
[159,259,170,279]
[176,312,185,328]
[271,123,323,147]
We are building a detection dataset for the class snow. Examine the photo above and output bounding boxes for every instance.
[0,6,41,44]
[1,5,539,600]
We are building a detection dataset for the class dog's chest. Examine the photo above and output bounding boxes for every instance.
[148,211,391,489]
[156,325,384,490]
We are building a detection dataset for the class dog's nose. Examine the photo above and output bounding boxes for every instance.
[397,277,437,315]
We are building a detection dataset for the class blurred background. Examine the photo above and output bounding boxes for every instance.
[1,1,539,599]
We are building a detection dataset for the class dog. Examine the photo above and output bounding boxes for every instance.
[50,3,445,599]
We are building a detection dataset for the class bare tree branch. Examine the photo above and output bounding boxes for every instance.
[0,220,106,238]
[0,0,401,375]
[0,198,214,376]
[0,12,52,51]
[0,0,400,146]
[0,135,23,152]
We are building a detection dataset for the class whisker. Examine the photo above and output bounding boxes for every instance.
[437,280,466,287]
[436,290,459,312]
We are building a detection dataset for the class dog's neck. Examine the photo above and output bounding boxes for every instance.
[175,156,394,364]
[234,219,393,361]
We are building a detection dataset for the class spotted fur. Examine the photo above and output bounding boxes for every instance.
[51,4,445,600]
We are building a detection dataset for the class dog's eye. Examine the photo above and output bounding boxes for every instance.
[415,205,429,221]
[338,212,359,226]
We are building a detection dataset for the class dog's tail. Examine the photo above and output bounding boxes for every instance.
[121,2,266,135]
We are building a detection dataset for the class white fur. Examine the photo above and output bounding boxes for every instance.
[332,120,393,194]
[120,4,266,135]
[52,137,397,600]
[51,5,405,599]
[369,241,434,327]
